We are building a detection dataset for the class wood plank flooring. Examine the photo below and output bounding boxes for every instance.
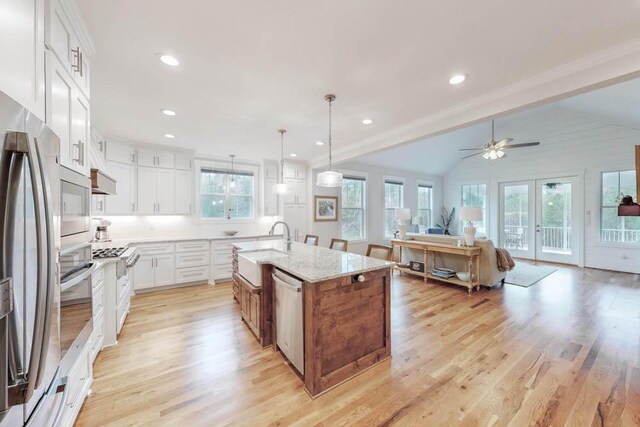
[76,262,640,426]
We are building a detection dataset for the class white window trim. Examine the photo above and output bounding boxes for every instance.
[599,168,638,246]
[417,179,434,228]
[339,169,368,242]
[460,181,489,237]
[195,158,260,223]
[383,175,405,239]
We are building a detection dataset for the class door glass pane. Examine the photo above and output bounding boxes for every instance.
[540,182,572,255]
[503,184,529,251]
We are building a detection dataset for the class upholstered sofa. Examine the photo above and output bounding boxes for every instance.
[402,233,507,288]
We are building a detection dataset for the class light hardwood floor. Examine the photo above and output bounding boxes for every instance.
[76,263,640,426]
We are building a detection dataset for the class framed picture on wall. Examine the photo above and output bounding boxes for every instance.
[314,196,338,222]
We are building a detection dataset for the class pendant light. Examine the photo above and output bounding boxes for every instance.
[316,94,343,187]
[273,129,290,194]
[229,154,236,188]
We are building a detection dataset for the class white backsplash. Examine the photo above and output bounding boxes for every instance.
[95,215,282,240]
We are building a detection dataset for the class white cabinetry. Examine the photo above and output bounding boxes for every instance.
[263,161,279,216]
[0,0,45,118]
[175,170,193,214]
[105,161,136,214]
[137,167,176,214]
[175,241,210,284]
[175,153,194,170]
[284,162,306,180]
[138,148,175,169]
[283,204,307,242]
[133,243,176,290]
[106,140,135,165]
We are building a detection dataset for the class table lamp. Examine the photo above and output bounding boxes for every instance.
[394,208,412,239]
[460,206,483,246]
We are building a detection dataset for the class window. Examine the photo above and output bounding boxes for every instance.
[601,170,638,243]
[461,184,487,235]
[341,176,366,240]
[384,179,403,238]
[417,183,433,228]
[200,168,254,219]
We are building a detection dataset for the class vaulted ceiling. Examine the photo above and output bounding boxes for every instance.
[77,0,640,164]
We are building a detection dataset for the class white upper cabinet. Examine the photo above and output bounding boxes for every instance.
[138,148,175,169]
[71,90,90,176]
[175,170,193,214]
[0,0,45,118]
[45,0,92,100]
[175,153,194,170]
[283,162,306,180]
[105,161,136,215]
[105,140,135,165]
[137,167,175,214]
[263,161,279,216]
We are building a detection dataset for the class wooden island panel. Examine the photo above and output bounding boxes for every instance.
[304,268,391,397]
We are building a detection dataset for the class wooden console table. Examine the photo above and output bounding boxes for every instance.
[390,239,481,294]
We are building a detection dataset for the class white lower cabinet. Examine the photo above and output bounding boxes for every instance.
[61,340,92,427]
[134,253,175,289]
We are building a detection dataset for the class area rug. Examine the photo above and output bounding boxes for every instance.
[505,263,557,287]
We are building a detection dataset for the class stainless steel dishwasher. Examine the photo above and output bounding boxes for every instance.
[273,268,304,374]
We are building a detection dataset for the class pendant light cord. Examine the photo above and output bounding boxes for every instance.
[279,129,285,183]
[328,96,333,171]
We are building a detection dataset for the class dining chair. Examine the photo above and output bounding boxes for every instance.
[329,238,348,252]
[304,235,319,246]
[366,244,393,261]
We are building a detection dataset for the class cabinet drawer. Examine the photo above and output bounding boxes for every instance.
[175,240,209,253]
[175,266,209,284]
[117,278,130,307]
[90,316,104,363]
[175,252,209,268]
[92,285,104,320]
[65,345,90,414]
[91,266,104,290]
[214,252,233,266]
[214,266,233,280]
[134,242,175,255]
[116,296,130,335]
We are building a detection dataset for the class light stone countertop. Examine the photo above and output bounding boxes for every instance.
[91,234,282,250]
[233,240,395,283]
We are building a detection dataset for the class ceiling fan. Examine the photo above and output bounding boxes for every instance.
[459,120,540,160]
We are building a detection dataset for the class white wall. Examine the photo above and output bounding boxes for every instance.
[444,107,640,273]
[310,162,443,254]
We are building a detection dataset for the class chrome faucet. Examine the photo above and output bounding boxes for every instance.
[269,221,292,251]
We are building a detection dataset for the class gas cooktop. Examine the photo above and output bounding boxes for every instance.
[92,247,127,259]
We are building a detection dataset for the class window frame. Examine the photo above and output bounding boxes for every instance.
[600,169,638,245]
[460,182,488,236]
[340,173,367,242]
[383,176,405,239]
[417,180,434,229]
[195,159,259,223]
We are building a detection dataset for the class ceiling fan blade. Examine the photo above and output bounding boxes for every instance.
[503,142,540,149]
[458,148,486,151]
[495,138,513,148]
[461,152,482,160]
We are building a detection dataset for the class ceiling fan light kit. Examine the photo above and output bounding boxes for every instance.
[316,94,344,188]
[460,119,540,160]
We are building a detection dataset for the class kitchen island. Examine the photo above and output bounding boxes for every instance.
[232,240,395,397]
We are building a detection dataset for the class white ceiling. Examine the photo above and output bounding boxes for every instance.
[77,0,640,164]
[355,77,640,174]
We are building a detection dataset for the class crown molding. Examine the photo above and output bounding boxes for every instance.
[309,36,640,169]
[60,0,96,56]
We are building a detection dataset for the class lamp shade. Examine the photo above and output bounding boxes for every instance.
[460,206,483,222]
[316,170,343,187]
[272,182,290,195]
[394,208,411,221]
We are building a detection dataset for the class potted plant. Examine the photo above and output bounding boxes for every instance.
[436,207,456,235]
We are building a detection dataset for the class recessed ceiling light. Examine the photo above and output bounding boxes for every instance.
[160,55,179,66]
[290,153,297,157]
[449,74,467,85]
[362,119,373,125]
[164,133,176,139]
[315,141,324,146]
[161,109,176,116]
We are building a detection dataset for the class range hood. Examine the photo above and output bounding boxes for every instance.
[618,145,640,216]
[89,132,117,195]
[90,168,117,195]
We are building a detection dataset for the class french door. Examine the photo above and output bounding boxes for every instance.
[499,177,579,264]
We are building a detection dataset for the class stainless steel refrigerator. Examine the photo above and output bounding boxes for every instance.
[0,90,63,426]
